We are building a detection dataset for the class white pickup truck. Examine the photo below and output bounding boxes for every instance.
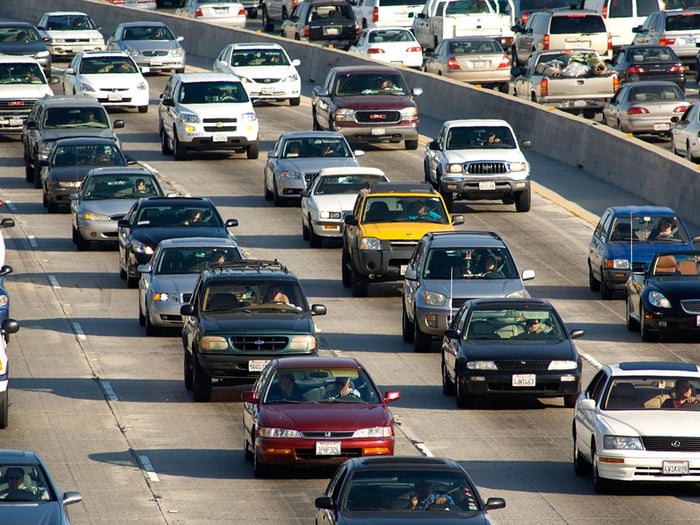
[512,49,619,119]
[410,0,514,52]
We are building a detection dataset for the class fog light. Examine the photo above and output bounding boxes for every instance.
[468,376,486,382]
[425,314,438,328]
[263,447,293,456]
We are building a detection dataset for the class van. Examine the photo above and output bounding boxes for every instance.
[582,0,680,49]
[350,0,426,29]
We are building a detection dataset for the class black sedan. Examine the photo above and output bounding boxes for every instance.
[0,22,52,77]
[626,250,700,341]
[441,298,584,408]
[39,137,129,213]
[117,196,237,288]
[314,456,505,523]
[610,45,686,90]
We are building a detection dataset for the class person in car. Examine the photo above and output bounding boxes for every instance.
[410,479,456,510]
[262,285,289,304]
[408,201,442,221]
[0,467,47,500]
[481,256,504,278]
[662,379,699,409]
[650,218,677,240]
[323,377,361,399]
[267,373,305,402]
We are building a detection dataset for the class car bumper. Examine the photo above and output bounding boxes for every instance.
[621,116,675,135]
[46,186,82,204]
[459,371,580,397]
[48,44,103,57]
[371,53,423,69]
[175,122,259,150]
[596,453,700,482]
[310,219,344,239]
[76,218,119,242]
[80,90,150,108]
[197,349,318,380]
[440,177,530,200]
[354,244,418,280]
[602,268,631,290]
[333,122,419,144]
[275,176,306,199]
[543,98,609,112]
[0,114,28,134]
[148,299,185,328]
[255,436,394,466]
[440,70,510,86]
[641,310,700,336]
[246,80,301,101]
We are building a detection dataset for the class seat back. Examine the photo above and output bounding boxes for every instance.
[365,201,390,221]
[654,255,678,275]
[607,382,638,409]
[206,292,239,311]
[679,260,697,275]
[467,320,497,339]
[427,251,452,279]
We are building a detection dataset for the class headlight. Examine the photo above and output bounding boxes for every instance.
[359,237,381,250]
[78,83,95,92]
[506,289,527,298]
[603,435,643,450]
[131,240,154,255]
[152,292,179,302]
[400,107,418,121]
[124,47,140,58]
[605,258,629,269]
[92,38,104,45]
[34,50,50,59]
[510,161,528,172]
[319,211,341,219]
[58,180,81,188]
[136,81,148,90]
[278,170,302,180]
[648,290,671,308]
[353,427,393,438]
[199,336,228,351]
[334,108,354,121]
[420,290,447,306]
[259,427,303,438]
[0,294,8,307]
[176,112,200,123]
[78,211,110,221]
[288,335,316,350]
[171,48,185,57]
[240,112,257,122]
[238,75,252,83]
[282,72,299,83]
[548,360,577,370]
[466,361,498,370]
[446,163,464,174]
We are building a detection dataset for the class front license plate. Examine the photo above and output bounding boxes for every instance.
[108,93,123,101]
[212,134,227,142]
[316,441,341,455]
[371,127,386,136]
[9,118,22,126]
[479,181,496,190]
[248,359,269,372]
[400,264,407,275]
[512,374,536,387]
[654,123,670,131]
[325,27,340,35]
[150,59,163,66]
[662,460,689,475]
[261,86,274,95]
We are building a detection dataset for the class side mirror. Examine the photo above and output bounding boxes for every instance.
[521,269,535,281]
[520,140,532,149]
[300,189,309,197]
[443,328,459,339]
[137,263,152,273]
[241,391,258,403]
[65,67,75,75]
[451,214,465,226]
[429,140,440,150]
[113,119,125,129]
[69,193,79,201]
[25,120,37,129]
[570,329,585,339]
[161,97,175,107]
[225,218,239,228]
[354,149,365,157]
[0,265,13,277]
[0,218,15,229]
[485,497,506,510]
[311,304,327,315]
[1,319,19,336]
[49,76,61,85]
[383,390,400,403]
[412,87,423,97]
[344,215,358,226]
[578,398,595,411]
[117,219,131,228]
[404,267,417,280]
[176,36,184,42]
[62,492,82,506]
[312,86,329,97]
[180,304,195,316]
[314,496,334,510]
[292,58,301,66]
[140,66,150,74]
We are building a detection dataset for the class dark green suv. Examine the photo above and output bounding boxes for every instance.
[180,260,327,401]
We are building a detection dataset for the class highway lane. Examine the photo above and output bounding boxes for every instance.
[1,61,700,525]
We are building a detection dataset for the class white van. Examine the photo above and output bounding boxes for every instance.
[582,0,682,49]
[351,0,426,29]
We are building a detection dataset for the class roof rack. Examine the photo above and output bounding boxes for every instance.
[208,259,289,273]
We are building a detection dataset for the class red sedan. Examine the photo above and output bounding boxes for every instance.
[242,356,400,477]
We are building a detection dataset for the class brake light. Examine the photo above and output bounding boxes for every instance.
[602,5,608,16]
[543,34,550,50]
[497,55,511,69]
[406,46,422,53]
[238,7,246,15]
[659,37,676,45]
[674,105,690,113]
[627,107,650,114]
[627,66,646,74]
[303,25,309,37]
[566,13,586,17]
[195,7,203,16]
[613,75,620,91]
[368,47,385,54]
[667,65,685,73]
[354,24,360,36]
[540,77,548,97]
[373,6,378,22]
[607,32,612,51]
[447,57,461,70]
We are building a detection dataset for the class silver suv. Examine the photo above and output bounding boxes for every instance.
[632,9,700,69]
[402,230,534,352]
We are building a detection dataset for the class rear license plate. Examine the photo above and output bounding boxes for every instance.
[214,7,228,13]
[325,27,340,35]
[471,61,488,68]
[371,127,386,136]
[107,93,123,101]
[248,359,269,372]
[696,315,700,327]
[479,181,496,190]
[662,460,689,475]
[316,441,341,455]
[212,134,227,142]
[512,374,536,387]
[654,123,670,131]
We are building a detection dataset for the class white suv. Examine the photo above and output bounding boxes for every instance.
[158,72,259,161]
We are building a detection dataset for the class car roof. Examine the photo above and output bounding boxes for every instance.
[330,65,406,75]
[272,356,362,369]
[119,21,169,28]
[0,55,44,65]
[0,449,41,465]
[0,22,35,28]
[77,50,131,59]
[174,72,243,83]
[422,231,506,248]
[621,80,682,87]
[608,361,700,377]
[156,236,240,249]
[470,298,554,309]
[364,182,436,195]
[229,42,285,50]
[608,205,679,216]
[549,8,602,16]
[316,167,386,177]
[278,131,346,140]
[84,166,155,177]
[37,95,106,107]
[202,260,296,280]
[347,456,463,471]
[444,118,513,129]
[138,196,213,205]
[41,11,92,16]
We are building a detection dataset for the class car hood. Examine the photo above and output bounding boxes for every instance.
[422,278,526,299]
[464,339,578,361]
[232,65,297,79]
[309,193,362,212]
[278,158,359,172]
[361,222,453,240]
[125,41,181,53]
[40,129,117,141]
[45,29,104,41]
[334,95,416,110]
[49,165,101,181]
[598,410,700,436]
[198,312,313,334]
[644,278,700,298]
[0,42,48,55]
[132,227,230,248]
[606,241,693,262]
[177,102,254,116]
[76,73,146,89]
[151,273,199,294]
[260,403,392,429]
[0,502,64,525]
[442,149,527,164]
[0,84,53,97]
[78,198,135,217]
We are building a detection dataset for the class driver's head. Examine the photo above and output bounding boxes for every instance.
[5,467,24,489]
[415,479,431,498]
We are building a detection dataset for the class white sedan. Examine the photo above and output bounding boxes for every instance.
[63,50,150,113]
[213,42,301,106]
[176,0,247,28]
[301,167,389,247]
[348,27,423,69]
[573,361,700,494]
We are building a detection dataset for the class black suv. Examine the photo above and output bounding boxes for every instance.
[280,0,359,50]
[180,260,327,401]
[22,95,125,187]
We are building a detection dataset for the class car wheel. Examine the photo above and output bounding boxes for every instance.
[246,142,259,160]
[588,264,600,292]
[243,430,254,461]
[145,306,160,336]
[120,265,127,280]
[34,164,42,188]
[312,110,322,131]
[138,105,148,114]
[626,299,640,332]
[515,188,531,212]
[405,139,418,150]
[47,197,58,214]
[640,305,658,342]
[248,7,258,18]
[564,393,577,408]
[253,444,270,478]
[671,138,681,157]
[0,390,7,429]
[273,181,284,207]
[600,270,614,300]
[572,431,590,476]
[289,97,300,106]
[351,264,369,297]
[126,269,139,289]
[341,250,351,288]
[510,47,519,67]
[25,159,34,182]
[442,358,455,395]
[302,218,310,241]
[191,354,212,402]
[690,147,700,164]
[183,351,193,390]
[414,316,432,353]
[401,300,414,343]
[263,176,274,201]
[592,443,615,494]
[160,126,173,155]
[455,375,474,408]
[174,130,187,161]
[309,223,322,248]
[262,7,273,31]
[440,188,453,213]
[72,226,90,251]
[138,301,146,326]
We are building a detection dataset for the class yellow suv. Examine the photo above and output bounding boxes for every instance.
[341,182,464,297]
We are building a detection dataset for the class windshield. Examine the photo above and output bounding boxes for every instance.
[135,204,223,228]
[0,62,45,84]
[604,376,700,410]
[362,196,448,224]
[263,367,381,404]
[281,137,353,159]
[179,81,249,104]
[314,174,386,195]
[423,247,518,280]
[156,247,242,274]
[0,26,42,43]
[82,174,162,200]
[609,215,689,243]
[44,107,110,129]
[52,144,126,167]
[465,308,565,340]
[202,281,306,312]
[335,73,408,96]
[46,15,97,31]
[123,25,175,40]
[231,49,289,66]
[80,57,138,74]
[0,464,55,502]
[446,125,515,149]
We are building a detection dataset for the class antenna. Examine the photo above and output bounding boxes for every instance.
[629,210,633,272]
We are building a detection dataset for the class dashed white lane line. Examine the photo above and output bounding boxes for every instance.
[138,455,160,482]
[48,275,60,289]
[71,322,87,341]
[582,353,603,370]
[27,235,38,249]
[4,201,15,212]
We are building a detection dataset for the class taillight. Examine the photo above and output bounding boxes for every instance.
[521,12,529,24]
[354,24,360,36]
[543,34,550,50]
[303,25,309,37]
[667,65,685,73]
[627,66,646,74]
[607,32,612,51]
[497,55,511,69]
[540,77,548,97]
[406,46,422,53]
[602,5,608,16]
[613,75,620,91]
[238,7,246,15]
[674,105,690,113]
[368,47,384,54]
[627,107,650,114]
[373,6,378,22]
[658,37,676,45]
[447,57,460,70]
[195,7,203,16]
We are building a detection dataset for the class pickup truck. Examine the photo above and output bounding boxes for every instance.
[410,0,514,52]
[512,49,619,118]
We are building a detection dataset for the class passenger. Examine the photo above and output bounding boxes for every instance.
[267,373,305,402]
[185,210,202,225]
[0,467,47,500]
[132,178,148,195]
[662,379,698,408]
[650,218,676,240]
[486,131,501,144]
[322,377,361,399]
[481,256,505,278]
[407,201,442,221]
[263,285,290,304]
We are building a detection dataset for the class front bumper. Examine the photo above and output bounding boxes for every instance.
[641,309,700,337]
[48,43,103,57]
[148,298,186,328]
[135,55,186,71]
[197,348,318,381]
[458,370,580,398]
[440,177,530,201]
[255,436,394,466]
[596,452,700,482]
[76,217,119,243]
[175,121,259,151]
[80,89,150,109]
[333,121,418,144]
[310,218,343,239]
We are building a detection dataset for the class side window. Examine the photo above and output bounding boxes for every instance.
[587,370,609,403]
[324,69,336,92]
[408,238,426,272]
[325,464,347,502]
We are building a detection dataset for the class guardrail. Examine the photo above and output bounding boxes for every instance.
[2,0,698,223]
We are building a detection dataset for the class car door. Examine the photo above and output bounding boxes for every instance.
[515,13,538,63]
[242,364,273,445]
[159,76,178,144]
[425,123,447,183]
[603,86,625,129]
[264,136,282,194]
[442,303,469,384]
[63,54,81,95]
[118,202,139,273]
[574,369,609,463]
[427,39,447,73]
[671,103,696,156]
[632,12,655,45]
[402,236,428,324]
[410,2,431,48]
[181,277,204,359]
[313,69,337,130]
[315,463,349,525]
[588,208,612,285]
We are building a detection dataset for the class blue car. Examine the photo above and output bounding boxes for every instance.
[588,206,699,299]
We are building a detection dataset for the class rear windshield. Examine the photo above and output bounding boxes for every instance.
[519,0,569,12]
[375,0,425,5]
[607,0,665,17]
[665,13,700,31]
[550,14,607,33]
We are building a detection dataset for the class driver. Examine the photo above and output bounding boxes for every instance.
[410,479,456,510]
[0,467,47,500]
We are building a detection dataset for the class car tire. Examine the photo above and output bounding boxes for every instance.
[263,177,274,201]
[248,7,258,18]
[138,301,146,326]
[572,432,590,476]
[588,264,600,292]
[312,110,322,131]
[174,130,187,161]
[455,375,473,408]
[626,299,640,332]
[138,105,148,114]
[515,188,531,212]
[309,224,322,248]
[671,139,681,157]
[0,389,7,429]
[498,82,509,94]
[25,160,34,182]
[302,218,310,241]
[183,351,193,391]
[160,126,173,155]
[253,444,270,478]
[441,358,455,395]
[405,139,418,150]
[126,268,139,289]
[592,443,615,494]
[351,264,369,297]
[145,307,160,336]
[289,97,300,106]
[247,142,259,160]
[72,226,90,251]
[600,271,614,300]
[47,197,58,214]
[401,300,414,343]
[414,316,432,353]
[341,250,351,288]
[262,7,273,31]
[191,354,212,402]
[243,431,254,461]
[640,305,658,342]
[273,181,284,207]
[564,393,577,408]
[34,165,42,188]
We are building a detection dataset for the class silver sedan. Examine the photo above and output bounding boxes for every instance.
[106,21,186,73]
[671,101,700,162]
[602,80,689,136]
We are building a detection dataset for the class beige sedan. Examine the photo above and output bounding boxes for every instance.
[422,37,511,93]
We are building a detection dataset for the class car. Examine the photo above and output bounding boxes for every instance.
[670,102,700,162]
[342,182,465,297]
[587,206,699,300]
[260,0,299,31]
[117,196,239,288]
[158,72,260,160]
[281,0,360,50]
[107,0,158,9]
[0,22,52,77]
[300,166,389,247]
[62,50,150,113]
[0,449,82,522]
[314,456,506,521]
[572,361,700,493]
[176,0,248,27]
[22,95,125,187]
[351,0,425,29]
[632,9,700,70]
[180,260,327,401]
[441,298,584,408]
[241,356,399,476]
[70,166,165,251]
[0,218,17,329]
[609,45,686,89]
[583,0,671,50]
[36,11,105,59]
[0,320,21,429]
[625,250,700,341]
[106,21,186,74]
[402,230,535,353]
[509,0,569,25]
[39,137,130,214]
[264,131,364,207]
[348,27,423,69]
[423,118,532,213]
[602,80,689,136]
[422,36,510,92]
[212,42,301,105]
[138,236,244,336]
[311,65,423,150]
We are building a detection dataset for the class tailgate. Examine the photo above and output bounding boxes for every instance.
[308,20,356,40]
[545,77,615,98]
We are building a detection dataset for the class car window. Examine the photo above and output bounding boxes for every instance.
[124,25,175,40]
[550,15,607,33]
[135,203,222,228]
[466,307,565,340]
[80,57,138,74]
[46,15,97,31]
[232,49,289,66]
[0,62,45,85]
[0,26,42,43]
[286,137,352,158]
[423,247,519,279]
[83,174,162,200]
[262,367,381,403]
[610,215,689,242]
[446,126,515,149]
[314,175,385,195]
[665,13,700,31]
[0,464,54,502]
[156,246,241,274]
[179,81,249,104]
[202,281,306,312]
[52,144,125,167]
[44,107,109,129]
[602,376,700,410]
[335,73,408,96]
[608,0,633,17]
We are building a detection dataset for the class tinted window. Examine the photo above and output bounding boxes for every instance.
[0,25,42,42]
[466,307,565,340]
[203,280,306,311]
[423,246,519,279]
[665,13,700,31]
[179,81,249,104]
[157,247,242,274]
[0,62,45,84]
[124,25,175,40]
[231,49,289,66]
[335,73,408,95]
[80,57,138,74]
[608,0,633,17]
[550,14,607,33]
[44,107,109,128]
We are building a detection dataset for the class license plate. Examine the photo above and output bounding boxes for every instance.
[662,460,689,475]
[316,441,341,455]
[212,134,227,142]
[471,61,488,68]
[479,181,496,190]
[371,127,386,136]
[150,59,163,66]
[261,87,274,95]
[512,374,536,387]
[9,118,22,126]
[248,359,269,372]
[214,7,228,12]
[108,93,123,101]
[400,264,407,275]
[325,27,340,35]
[653,123,670,131]
[696,315,700,327]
